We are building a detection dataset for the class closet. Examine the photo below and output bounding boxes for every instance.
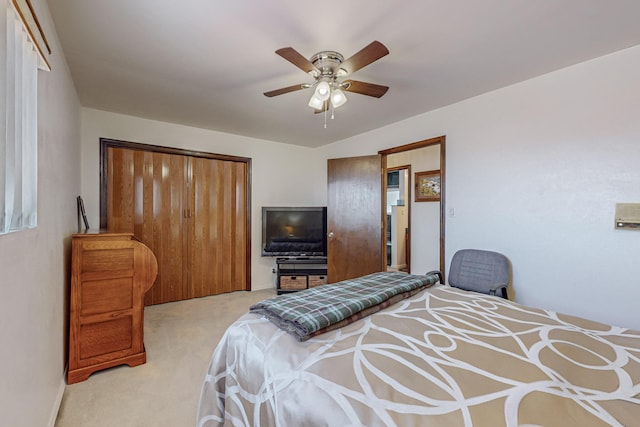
[100,138,251,305]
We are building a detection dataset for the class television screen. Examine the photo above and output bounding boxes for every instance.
[261,206,327,257]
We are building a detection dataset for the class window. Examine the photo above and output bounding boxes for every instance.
[1,0,50,233]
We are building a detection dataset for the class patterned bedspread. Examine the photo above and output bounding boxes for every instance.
[249,272,439,341]
[197,286,640,427]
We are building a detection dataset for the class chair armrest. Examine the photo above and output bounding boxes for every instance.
[426,270,443,284]
[488,283,508,299]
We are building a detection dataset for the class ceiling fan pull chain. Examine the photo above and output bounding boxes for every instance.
[324,106,327,128]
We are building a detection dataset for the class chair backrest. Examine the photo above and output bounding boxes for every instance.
[448,249,510,296]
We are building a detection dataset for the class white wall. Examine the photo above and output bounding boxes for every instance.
[0,1,82,426]
[80,109,326,290]
[320,45,640,331]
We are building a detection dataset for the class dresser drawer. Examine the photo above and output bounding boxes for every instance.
[280,275,307,290]
[308,275,327,288]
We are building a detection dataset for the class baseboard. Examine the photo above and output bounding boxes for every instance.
[47,376,66,427]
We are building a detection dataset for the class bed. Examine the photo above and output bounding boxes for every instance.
[197,272,640,426]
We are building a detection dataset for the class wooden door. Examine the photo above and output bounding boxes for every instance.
[106,147,188,305]
[187,157,248,297]
[327,155,383,282]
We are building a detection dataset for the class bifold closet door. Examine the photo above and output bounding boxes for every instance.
[105,146,249,305]
[106,148,188,305]
[186,157,248,297]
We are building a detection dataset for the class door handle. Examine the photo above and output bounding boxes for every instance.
[327,231,334,238]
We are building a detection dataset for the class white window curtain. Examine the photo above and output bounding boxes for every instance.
[1,0,39,233]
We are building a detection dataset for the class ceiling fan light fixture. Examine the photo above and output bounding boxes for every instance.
[308,93,324,109]
[330,88,347,108]
[265,41,389,120]
[315,80,331,101]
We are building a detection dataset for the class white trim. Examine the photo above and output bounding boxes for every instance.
[47,378,66,427]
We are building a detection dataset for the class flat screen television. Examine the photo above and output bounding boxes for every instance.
[261,206,327,258]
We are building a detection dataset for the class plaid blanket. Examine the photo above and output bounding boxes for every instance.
[250,272,440,341]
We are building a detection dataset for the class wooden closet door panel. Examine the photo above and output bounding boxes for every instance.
[106,147,187,305]
[188,157,248,297]
[146,152,188,304]
[221,161,248,293]
[232,161,248,292]
[106,148,136,232]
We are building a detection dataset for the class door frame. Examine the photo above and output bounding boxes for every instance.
[385,165,411,272]
[379,135,446,277]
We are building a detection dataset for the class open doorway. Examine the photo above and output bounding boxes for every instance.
[380,136,446,277]
[386,166,410,272]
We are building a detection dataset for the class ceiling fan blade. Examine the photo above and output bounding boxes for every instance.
[342,80,389,98]
[340,41,389,75]
[264,83,309,97]
[275,47,319,75]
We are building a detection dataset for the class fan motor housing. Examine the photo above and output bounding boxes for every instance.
[310,51,345,76]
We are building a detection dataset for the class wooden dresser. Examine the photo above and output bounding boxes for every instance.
[68,231,158,384]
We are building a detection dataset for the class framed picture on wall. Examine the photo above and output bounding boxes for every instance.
[415,170,441,202]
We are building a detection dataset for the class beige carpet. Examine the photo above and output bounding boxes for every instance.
[55,288,275,427]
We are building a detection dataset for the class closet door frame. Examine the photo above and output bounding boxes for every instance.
[99,137,252,293]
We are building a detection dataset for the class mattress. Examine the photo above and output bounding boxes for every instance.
[197,286,640,426]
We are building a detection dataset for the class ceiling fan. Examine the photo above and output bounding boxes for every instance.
[264,41,389,116]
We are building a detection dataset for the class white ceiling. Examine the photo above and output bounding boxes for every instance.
[47,0,640,148]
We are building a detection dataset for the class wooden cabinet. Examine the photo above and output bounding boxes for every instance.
[101,139,250,305]
[68,231,158,384]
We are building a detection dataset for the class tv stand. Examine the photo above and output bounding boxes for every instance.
[276,257,327,294]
